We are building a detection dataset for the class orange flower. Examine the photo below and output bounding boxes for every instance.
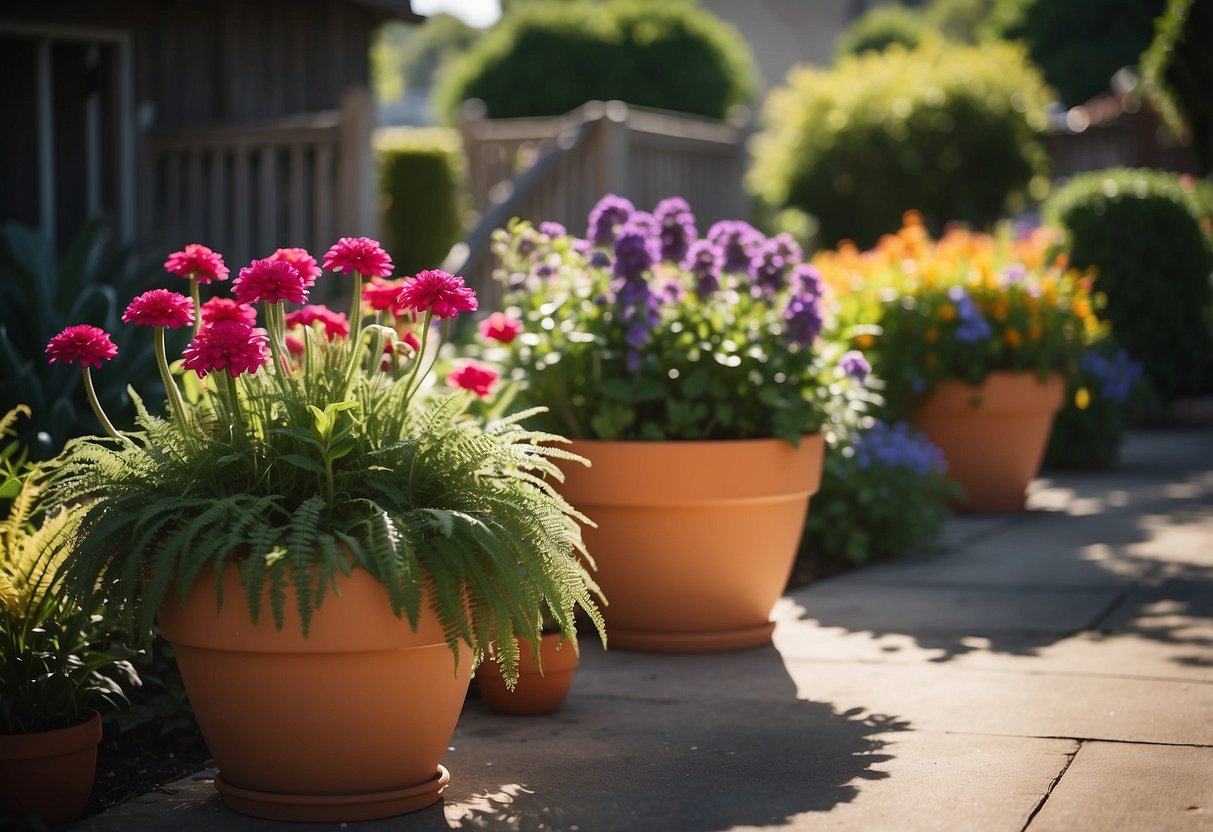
[925,326,939,343]
[856,333,875,349]
[1003,327,1022,348]
[937,303,956,322]
[1027,322,1042,342]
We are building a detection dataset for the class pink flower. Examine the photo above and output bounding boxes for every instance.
[448,362,498,398]
[201,297,258,326]
[164,243,229,284]
[396,270,478,320]
[398,328,421,352]
[285,333,306,357]
[45,325,118,368]
[268,248,321,290]
[363,277,405,312]
[322,237,394,278]
[181,320,270,378]
[284,304,350,340]
[122,289,195,329]
[479,312,522,344]
[232,259,308,305]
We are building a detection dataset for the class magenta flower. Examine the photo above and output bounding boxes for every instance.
[122,289,195,329]
[479,312,522,344]
[201,297,258,326]
[396,269,478,319]
[448,362,498,398]
[362,278,405,312]
[284,305,350,341]
[164,243,229,284]
[45,325,118,368]
[322,237,394,278]
[181,320,270,378]
[268,248,322,290]
[232,259,308,305]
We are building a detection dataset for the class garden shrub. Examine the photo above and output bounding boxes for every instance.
[376,127,466,275]
[1142,0,1213,175]
[435,1,756,123]
[748,38,1052,249]
[1044,344,1149,469]
[1044,167,1213,399]
[835,5,930,59]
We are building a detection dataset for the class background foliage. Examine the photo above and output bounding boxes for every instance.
[376,127,467,275]
[1142,0,1213,175]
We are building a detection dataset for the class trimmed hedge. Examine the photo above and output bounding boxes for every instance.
[1044,167,1213,399]
[835,5,930,59]
[375,128,466,275]
[748,38,1053,249]
[434,1,757,123]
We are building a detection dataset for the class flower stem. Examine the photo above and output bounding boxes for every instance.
[80,367,121,440]
[401,310,434,402]
[348,272,366,349]
[154,327,190,431]
[190,277,203,335]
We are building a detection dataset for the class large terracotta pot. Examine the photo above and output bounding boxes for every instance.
[476,633,579,715]
[0,710,101,825]
[912,372,1065,513]
[158,566,472,822]
[560,436,824,652]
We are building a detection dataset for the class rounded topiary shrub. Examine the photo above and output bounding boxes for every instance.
[835,4,930,60]
[375,127,466,275]
[435,1,756,123]
[748,39,1052,249]
[1045,167,1213,399]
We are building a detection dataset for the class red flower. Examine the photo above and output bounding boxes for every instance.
[448,362,498,398]
[323,237,394,278]
[233,259,308,305]
[362,277,405,312]
[285,333,306,357]
[479,312,523,344]
[284,304,350,340]
[181,320,270,378]
[45,325,118,368]
[396,270,478,320]
[400,329,421,352]
[201,297,258,326]
[122,289,195,329]
[164,243,229,284]
[268,248,321,290]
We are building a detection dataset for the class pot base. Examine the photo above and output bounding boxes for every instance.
[609,621,776,652]
[214,765,450,822]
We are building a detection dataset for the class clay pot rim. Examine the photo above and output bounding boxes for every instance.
[0,709,102,758]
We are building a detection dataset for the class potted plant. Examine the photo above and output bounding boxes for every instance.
[479,195,871,652]
[817,212,1106,511]
[474,611,579,716]
[0,406,138,827]
[43,239,605,822]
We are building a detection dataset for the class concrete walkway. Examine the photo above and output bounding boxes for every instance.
[72,428,1213,831]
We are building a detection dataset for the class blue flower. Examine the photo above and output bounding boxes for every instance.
[853,421,947,477]
[1080,347,1143,404]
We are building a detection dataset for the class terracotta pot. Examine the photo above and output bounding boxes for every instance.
[476,634,579,715]
[560,436,824,652]
[0,710,101,825]
[158,566,472,822]
[912,372,1065,513]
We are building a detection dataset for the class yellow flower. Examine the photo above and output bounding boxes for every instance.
[1073,298,1091,319]
[1075,388,1091,410]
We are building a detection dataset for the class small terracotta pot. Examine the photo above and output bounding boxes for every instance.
[559,436,824,652]
[0,710,101,825]
[476,634,579,715]
[158,566,472,822]
[912,372,1065,513]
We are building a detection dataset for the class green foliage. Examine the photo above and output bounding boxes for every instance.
[800,421,960,569]
[435,1,757,123]
[0,407,138,734]
[835,5,930,59]
[748,38,1053,249]
[376,128,467,275]
[0,221,163,459]
[1044,167,1213,399]
[985,0,1167,107]
[1044,344,1151,469]
[1142,0,1213,174]
[372,15,482,105]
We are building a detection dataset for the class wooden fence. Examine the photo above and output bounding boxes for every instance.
[446,99,751,298]
[141,86,376,274]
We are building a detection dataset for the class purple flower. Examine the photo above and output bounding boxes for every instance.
[589,250,612,270]
[613,222,659,281]
[653,197,698,263]
[950,288,992,343]
[752,233,803,296]
[840,350,871,382]
[587,194,635,246]
[1002,264,1027,284]
[707,220,765,275]
[539,221,567,238]
[854,421,948,477]
[792,264,825,298]
[1080,347,1143,404]
[784,290,823,346]
[683,239,723,296]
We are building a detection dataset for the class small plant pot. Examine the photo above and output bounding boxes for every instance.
[476,634,579,715]
[0,709,102,826]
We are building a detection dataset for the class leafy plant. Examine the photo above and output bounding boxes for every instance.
[0,221,162,459]
[0,406,138,734]
[1045,344,1150,469]
[376,128,467,276]
[45,240,604,687]
[835,4,930,59]
[800,420,961,568]
[1142,0,1213,174]
[478,195,872,444]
